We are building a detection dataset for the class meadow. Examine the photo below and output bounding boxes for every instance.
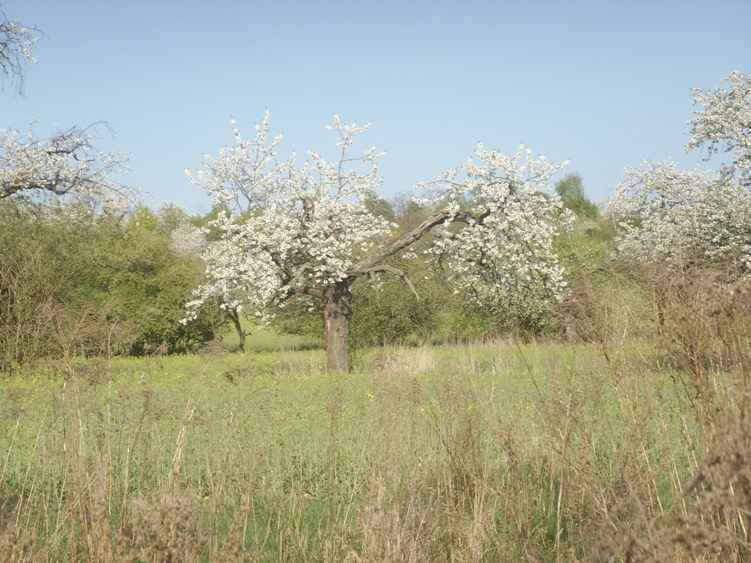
[2,332,748,562]
[1,2,749,561]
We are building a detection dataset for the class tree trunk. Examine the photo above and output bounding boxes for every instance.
[652,283,666,337]
[324,282,352,373]
[226,307,246,353]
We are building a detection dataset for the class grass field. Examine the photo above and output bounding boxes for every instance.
[1,338,748,561]
[220,324,321,354]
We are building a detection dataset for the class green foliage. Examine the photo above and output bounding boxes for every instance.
[190,202,229,242]
[363,194,396,222]
[155,203,192,234]
[555,173,600,219]
[555,216,614,278]
[350,266,436,349]
[272,303,323,339]
[92,209,220,354]
[551,212,663,343]
[0,201,220,367]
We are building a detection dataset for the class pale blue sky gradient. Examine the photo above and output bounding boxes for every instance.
[2,0,749,212]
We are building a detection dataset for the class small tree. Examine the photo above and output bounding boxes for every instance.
[171,221,249,352]
[186,113,572,372]
[555,173,599,219]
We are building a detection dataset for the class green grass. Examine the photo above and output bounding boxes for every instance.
[0,340,732,561]
[221,323,321,353]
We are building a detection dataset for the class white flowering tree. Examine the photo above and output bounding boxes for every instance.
[688,71,751,187]
[169,222,207,257]
[607,162,751,275]
[608,71,751,279]
[186,113,572,372]
[170,221,250,352]
[0,125,130,206]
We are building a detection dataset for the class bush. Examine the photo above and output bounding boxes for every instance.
[0,202,220,369]
[91,208,220,354]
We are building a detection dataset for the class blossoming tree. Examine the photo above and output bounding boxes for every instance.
[0,125,130,206]
[608,71,751,278]
[688,71,751,187]
[186,113,571,372]
[607,162,751,275]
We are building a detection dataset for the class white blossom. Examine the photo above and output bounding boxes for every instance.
[607,162,751,275]
[0,126,131,209]
[184,112,394,321]
[688,71,751,187]
[608,71,751,277]
[0,16,38,89]
[417,143,573,309]
[185,113,572,330]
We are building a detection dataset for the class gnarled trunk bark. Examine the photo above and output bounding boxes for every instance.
[324,281,352,373]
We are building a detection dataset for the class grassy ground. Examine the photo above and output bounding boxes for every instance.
[221,323,320,354]
[0,340,748,561]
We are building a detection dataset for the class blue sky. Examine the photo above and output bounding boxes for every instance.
[1,0,749,212]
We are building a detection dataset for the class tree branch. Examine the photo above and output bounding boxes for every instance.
[363,263,420,299]
[351,208,485,274]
